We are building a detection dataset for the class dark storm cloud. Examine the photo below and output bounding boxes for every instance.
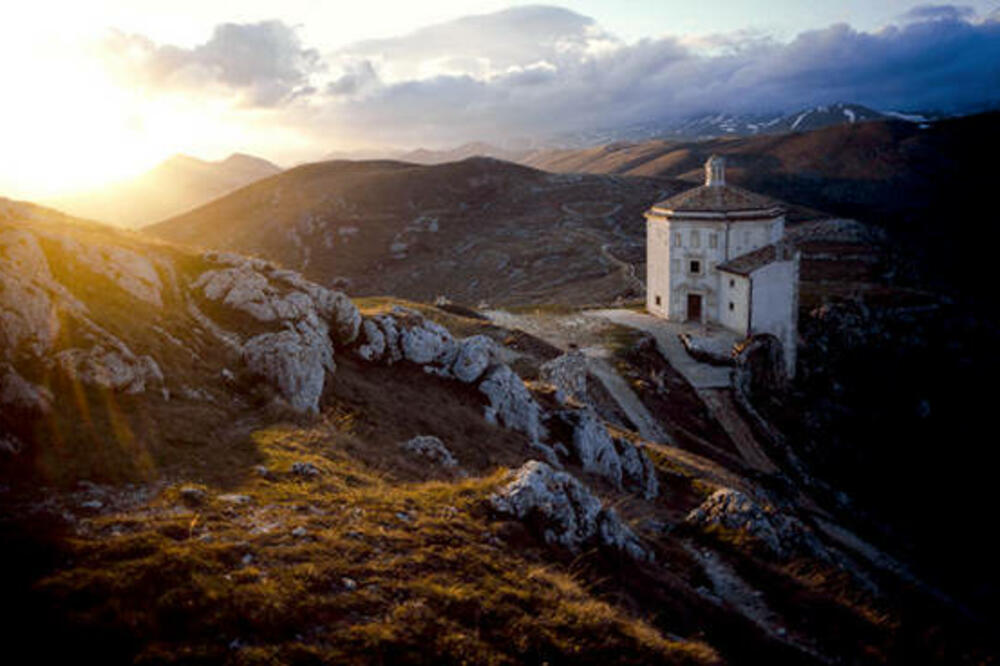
[312,4,1000,145]
[103,20,320,106]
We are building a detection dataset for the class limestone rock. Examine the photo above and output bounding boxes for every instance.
[400,318,456,367]
[0,363,52,413]
[291,461,322,478]
[60,238,163,308]
[451,335,496,383]
[565,409,623,489]
[309,287,361,344]
[356,319,387,362]
[539,349,589,404]
[194,256,360,346]
[478,364,546,443]
[56,345,164,395]
[616,439,660,500]
[491,460,650,560]
[242,326,334,413]
[0,229,60,356]
[686,489,827,559]
[194,266,293,323]
[400,435,458,468]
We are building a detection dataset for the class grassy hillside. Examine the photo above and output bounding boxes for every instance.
[146,158,686,307]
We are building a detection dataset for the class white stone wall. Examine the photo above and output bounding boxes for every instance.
[647,212,788,329]
[748,252,800,376]
[719,273,750,335]
[645,217,672,317]
[724,216,784,259]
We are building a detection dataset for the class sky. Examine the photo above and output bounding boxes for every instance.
[1,1,998,199]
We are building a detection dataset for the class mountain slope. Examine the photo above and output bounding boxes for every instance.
[47,153,282,228]
[2,198,995,663]
[521,111,1000,299]
[146,157,686,307]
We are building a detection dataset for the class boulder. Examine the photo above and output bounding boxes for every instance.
[539,349,589,404]
[491,460,650,561]
[242,324,334,413]
[616,439,659,500]
[309,287,361,345]
[356,319,387,362]
[686,488,827,560]
[400,318,456,367]
[565,409,623,489]
[451,335,497,383]
[0,364,52,413]
[55,345,164,395]
[478,364,546,443]
[400,435,458,468]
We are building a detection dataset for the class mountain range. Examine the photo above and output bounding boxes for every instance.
[47,153,282,228]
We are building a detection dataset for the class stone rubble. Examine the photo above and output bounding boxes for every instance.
[400,435,459,468]
[491,460,650,561]
[686,488,828,560]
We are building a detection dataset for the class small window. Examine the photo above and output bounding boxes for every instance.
[709,233,718,249]
[673,232,682,247]
[655,295,662,306]
[728,302,735,311]
[691,230,700,248]
[689,260,701,275]
[729,279,735,288]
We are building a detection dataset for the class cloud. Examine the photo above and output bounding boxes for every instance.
[900,4,976,23]
[302,5,1000,146]
[99,6,1000,149]
[103,20,320,106]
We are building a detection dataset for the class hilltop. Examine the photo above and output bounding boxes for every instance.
[146,157,684,307]
[47,153,282,228]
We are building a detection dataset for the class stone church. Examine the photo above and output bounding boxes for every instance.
[645,156,799,375]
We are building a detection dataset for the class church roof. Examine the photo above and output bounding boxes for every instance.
[717,242,796,276]
[649,183,784,218]
[648,155,784,219]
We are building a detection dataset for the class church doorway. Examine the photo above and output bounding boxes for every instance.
[686,294,702,322]
[688,294,701,322]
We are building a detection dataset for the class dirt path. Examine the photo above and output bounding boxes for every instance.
[581,348,670,443]
[585,309,734,389]
[683,541,831,663]
[697,389,780,475]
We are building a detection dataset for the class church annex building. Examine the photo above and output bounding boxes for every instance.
[645,156,800,374]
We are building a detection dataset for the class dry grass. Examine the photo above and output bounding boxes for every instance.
[30,421,720,665]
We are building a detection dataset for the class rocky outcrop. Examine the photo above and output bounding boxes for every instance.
[400,435,458,468]
[451,335,496,383]
[242,325,334,413]
[491,460,650,561]
[0,228,63,356]
[539,348,589,404]
[552,408,659,499]
[734,335,787,398]
[193,253,361,412]
[58,237,164,308]
[0,363,52,413]
[55,345,165,396]
[686,489,828,560]
[479,364,546,443]
[353,308,498,383]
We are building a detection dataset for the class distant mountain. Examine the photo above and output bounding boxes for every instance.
[47,153,282,228]
[146,157,686,306]
[549,103,934,145]
[521,110,1000,300]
